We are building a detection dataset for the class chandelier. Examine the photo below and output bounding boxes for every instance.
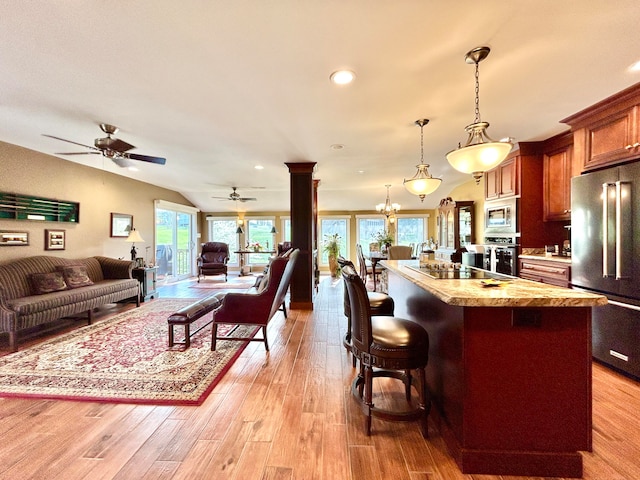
[376,184,400,221]
[446,46,513,184]
[403,119,442,202]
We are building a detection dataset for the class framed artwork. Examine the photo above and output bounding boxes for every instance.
[45,229,65,250]
[135,257,145,268]
[110,213,133,237]
[0,231,29,246]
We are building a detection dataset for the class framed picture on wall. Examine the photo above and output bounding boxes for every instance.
[45,229,65,250]
[110,213,133,237]
[0,231,29,246]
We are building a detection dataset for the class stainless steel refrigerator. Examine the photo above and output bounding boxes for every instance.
[571,160,640,379]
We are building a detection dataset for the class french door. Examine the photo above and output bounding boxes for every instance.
[154,200,198,281]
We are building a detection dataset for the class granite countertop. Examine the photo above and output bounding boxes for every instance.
[381,260,607,308]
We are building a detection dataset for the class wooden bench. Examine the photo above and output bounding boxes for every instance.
[167,293,224,347]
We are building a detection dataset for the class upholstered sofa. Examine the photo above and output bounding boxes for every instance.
[0,255,140,351]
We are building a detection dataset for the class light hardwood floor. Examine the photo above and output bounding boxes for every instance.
[1,275,639,479]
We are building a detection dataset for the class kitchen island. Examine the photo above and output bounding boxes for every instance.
[383,260,607,478]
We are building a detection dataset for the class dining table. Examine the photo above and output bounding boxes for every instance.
[234,250,276,276]
[367,251,387,291]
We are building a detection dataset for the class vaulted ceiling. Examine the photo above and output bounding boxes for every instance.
[2,1,639,213]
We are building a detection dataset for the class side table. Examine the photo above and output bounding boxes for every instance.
[132,266,159,302]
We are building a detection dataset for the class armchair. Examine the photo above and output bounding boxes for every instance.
[197,242,230,282]
[211,249,299,351]
[277,241,292,256]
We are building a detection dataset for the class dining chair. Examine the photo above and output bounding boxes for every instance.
[387,245,413,260]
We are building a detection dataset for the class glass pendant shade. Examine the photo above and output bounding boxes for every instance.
[403,119,441,201]
[447,47,513,184]
[404,164,442,200]
[446,122,513,183]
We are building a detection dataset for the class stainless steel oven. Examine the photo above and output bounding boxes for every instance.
[483,236,519,276]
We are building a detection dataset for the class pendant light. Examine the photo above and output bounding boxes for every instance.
[376,184,400,221]
[403,119,441,202]
[446,46,513,184]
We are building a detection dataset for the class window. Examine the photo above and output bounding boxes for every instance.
[356,216,385,256]
[319,216,349,264]
[207,218,240,265]
[281,217,291,241]
[155,200,198,281]
[396,216,428,246]
[246,218,275,265]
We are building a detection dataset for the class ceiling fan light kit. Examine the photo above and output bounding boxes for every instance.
[446,46,513,184]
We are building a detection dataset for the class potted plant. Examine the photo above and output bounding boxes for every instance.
[323,233,342,277]
[373,230,394,253]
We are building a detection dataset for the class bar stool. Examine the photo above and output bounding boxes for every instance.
[341,263,430,437]
[337,257,394,366]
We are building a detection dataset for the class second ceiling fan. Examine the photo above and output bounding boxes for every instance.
[212,186,258,203]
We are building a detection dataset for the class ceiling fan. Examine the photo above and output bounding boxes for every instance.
[43,123,166,167]
[212,187,257,202]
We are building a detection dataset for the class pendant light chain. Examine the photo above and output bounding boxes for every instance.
[420,122,425,163]
[474,61,481,124]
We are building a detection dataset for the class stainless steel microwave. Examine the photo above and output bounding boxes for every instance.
[484,199,517,234]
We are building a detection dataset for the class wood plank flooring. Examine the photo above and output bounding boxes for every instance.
[1,275,639,479]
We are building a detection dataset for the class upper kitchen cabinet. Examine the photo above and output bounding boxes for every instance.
[542,131,575,222]
[562,82,640,172]
[484,157,517,200]
[483,142,567,248]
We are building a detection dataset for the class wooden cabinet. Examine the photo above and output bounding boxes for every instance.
[543,131,574,222]
[484,157,518,200]
[132,267,158,302]
[483,142,568,249]
[519,257,571,288]
[562,82,640,172]
[435,199,474,263]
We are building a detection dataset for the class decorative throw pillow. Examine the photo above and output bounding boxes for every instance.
[57,265,94,289]
[30,272,68,295]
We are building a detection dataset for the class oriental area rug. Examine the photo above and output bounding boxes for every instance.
[190,276,256,290]
[0,299,257,405]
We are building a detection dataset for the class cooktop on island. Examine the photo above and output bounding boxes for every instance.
[406,264,513,280]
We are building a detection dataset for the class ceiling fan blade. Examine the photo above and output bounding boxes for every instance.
[125,153,167,165]
[55,151,102,155]
[238,197,257,202]
[43,134,99,151]
[95,137,135,152]
[211,196,232,200]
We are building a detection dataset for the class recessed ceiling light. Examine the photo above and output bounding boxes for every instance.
[330,70,355,85]
[254,165,264,170]
[330,144,345,150]
[629,60,640,72]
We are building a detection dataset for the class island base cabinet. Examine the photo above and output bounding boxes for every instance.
[388,276,592,478]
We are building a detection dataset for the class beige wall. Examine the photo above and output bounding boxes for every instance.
[0,141,194,263]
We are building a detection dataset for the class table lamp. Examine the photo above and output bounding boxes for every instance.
[125,228,145,261]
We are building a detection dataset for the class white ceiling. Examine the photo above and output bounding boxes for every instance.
[2,1,640,213]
